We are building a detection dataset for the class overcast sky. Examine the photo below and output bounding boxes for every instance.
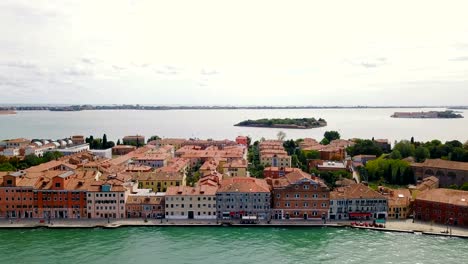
[1,0,468,106]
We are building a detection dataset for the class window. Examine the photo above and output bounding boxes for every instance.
[55,183,61,188]
[304,185,309,190]
[294,194,300,198]
[276,194,280,198]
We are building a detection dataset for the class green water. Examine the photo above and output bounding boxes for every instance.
[0,227,466,264]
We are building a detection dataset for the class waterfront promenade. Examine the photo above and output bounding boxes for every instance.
[1,219,466,238]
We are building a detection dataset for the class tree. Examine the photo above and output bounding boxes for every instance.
[393,140,415,158]
[346,139,383,157]
[389,150,402,160]
[410,137,414,144]
[304,150,320,160]
[283,139,297,155]
[147,135,161,143]
[320,138,330,145]
[464,140,468,150]
[277,131,286,141]
[117,139,121,145]
[102,134,108,149]
[324,131,341,142]
[461,182,468,191]
[0,162,16,171]
[414,146,430,162]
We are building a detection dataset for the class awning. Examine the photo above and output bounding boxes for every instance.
[349,212,372,217]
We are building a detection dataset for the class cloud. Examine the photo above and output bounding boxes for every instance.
[0,61,37,69]
[155,65,183,76]
[112,65,126,71]
[81,57,98,65]
[449,56,468,61]
[62,66,93,77]
[201,69,220,75]
[346,57,388,68]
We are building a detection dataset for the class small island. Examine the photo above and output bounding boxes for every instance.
[0,110,16,115]
[391,110,463,119]
[234,117,327,129]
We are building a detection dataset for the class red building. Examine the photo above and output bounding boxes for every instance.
[0,171,35,218]
[414,189,468,227]
[263,167,302,179]
[235,136,249,146]
[267,170,330,220]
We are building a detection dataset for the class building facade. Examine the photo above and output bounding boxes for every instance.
[414,188,467,227]
[330,183,388,220]
[411,159,468,187]
[269,170,330,220]
[216,177,271,220]
[165,185,217,219]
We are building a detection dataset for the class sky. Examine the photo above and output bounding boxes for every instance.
[1,0,468,106]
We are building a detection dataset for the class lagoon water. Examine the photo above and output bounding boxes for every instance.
[0,227,466,264]
[1,108,468,143]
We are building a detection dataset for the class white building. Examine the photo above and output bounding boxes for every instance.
[52,144,90,156]
[91,148,113,159]
[165,185,217,220]
[86,174,134,219]
[0,148,20,157]
[329,183,388,220]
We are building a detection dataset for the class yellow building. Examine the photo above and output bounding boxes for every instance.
[222,159,248,177]
[381,188,412,219]
[134,171,186,192]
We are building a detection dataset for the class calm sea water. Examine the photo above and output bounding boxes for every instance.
[1,108,467,143]
[0,227,466,264]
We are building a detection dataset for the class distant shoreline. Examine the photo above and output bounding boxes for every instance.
[0,110,16,115]
[1,105,465,112]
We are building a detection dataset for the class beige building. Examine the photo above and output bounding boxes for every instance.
[260,153,291,168]
[165,185,217,219]
[222,159,248,177]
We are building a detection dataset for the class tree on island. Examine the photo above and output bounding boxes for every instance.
[116,139,121,145]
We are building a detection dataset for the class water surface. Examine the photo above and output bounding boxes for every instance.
[1,108,467,143]
[0,227,466,264]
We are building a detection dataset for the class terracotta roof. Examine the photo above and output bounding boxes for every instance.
[264,167,302,173]
[166,185,217,196]
[411,159,468,171]
[268,170,328,189]
[5,138,30,143]
[133,171,184,181]
[330,183,386,200]
[218,177,271,193]
[415,176,439,191]
[112,145,136,149]
[157,158,189,173]
[388,189,411,207]
[223,159,247,169]
[416,189,468,207]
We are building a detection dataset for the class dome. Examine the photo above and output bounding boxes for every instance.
[33,141,43,147]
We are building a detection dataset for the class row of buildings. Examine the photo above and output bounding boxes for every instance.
[1,136,467,227]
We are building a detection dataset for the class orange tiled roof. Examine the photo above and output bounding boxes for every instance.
[166,185,217,196]
[411,159,468,171]
[416,188,467,207]
[330,183,386,200]
[218,177,271,193]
